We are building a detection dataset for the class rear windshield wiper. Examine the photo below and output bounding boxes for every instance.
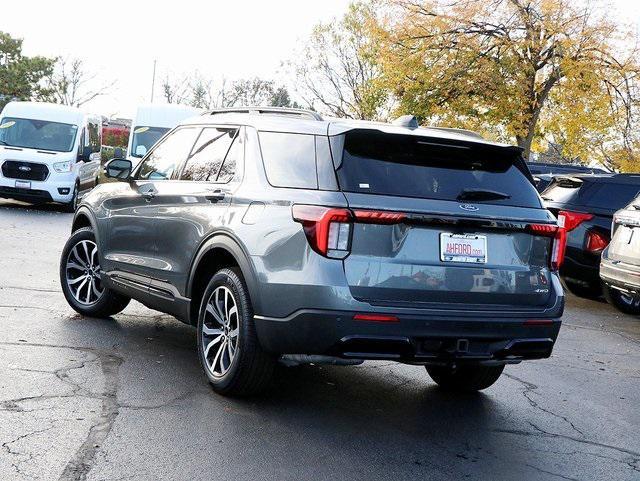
[456,189,511,202]
[0,140,10,146]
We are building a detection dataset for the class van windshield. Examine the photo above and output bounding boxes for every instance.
[131,126,170,158]
[0,117,78,152]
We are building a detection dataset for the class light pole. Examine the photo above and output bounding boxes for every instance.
[150,59,157,103]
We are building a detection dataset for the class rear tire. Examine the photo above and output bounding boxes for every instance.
[426,364,504,392]
[603,286,640,315]
[197,268,275,396]
[563,279,602,300]
[60,227,130,317]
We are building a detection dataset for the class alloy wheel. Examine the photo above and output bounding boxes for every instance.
[65,239,104,305]
[201,286,239,377]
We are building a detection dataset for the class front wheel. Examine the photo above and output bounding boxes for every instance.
[426,364,504,392]
[197,268,275,396]
[60,227,130,317]
[603,286,640,315]
[63,183,79,213]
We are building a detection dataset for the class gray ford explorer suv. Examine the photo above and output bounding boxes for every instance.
[59,107,564,396]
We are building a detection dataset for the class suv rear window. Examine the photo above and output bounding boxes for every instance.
[335,130,541,208]
[543,177,640,210]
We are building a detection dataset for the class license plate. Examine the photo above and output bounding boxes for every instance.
[440,233,487,264]
[15,180,31,189]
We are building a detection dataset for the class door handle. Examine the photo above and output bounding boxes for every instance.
[205,189,226,202]
[139,187,157,201]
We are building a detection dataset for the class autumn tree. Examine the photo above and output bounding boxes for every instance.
[0,31,55,110]
[294,2,389,120]
[372,0,640,166]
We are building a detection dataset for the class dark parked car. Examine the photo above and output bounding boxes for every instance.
[59,108,564,396]
[542,174,640,298]
[527,162,608,192]
[600,196,640,314]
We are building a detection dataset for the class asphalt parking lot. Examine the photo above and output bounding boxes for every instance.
[0,200,639,481]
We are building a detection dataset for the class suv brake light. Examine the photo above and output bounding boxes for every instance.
[527,223,565,271]
[586,230,609,253]
[292,206,406,258]
[557,211,593,231]
[292,205,352,258]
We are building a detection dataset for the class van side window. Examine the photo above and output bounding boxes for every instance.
[180,128,237,182]
[137,127,200,181]
[259,132,317,189]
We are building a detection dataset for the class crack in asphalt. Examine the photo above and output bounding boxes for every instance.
[563,322,640,346]
[525,463,582,481]
[0,340,124,481]
[503,373,585,436]
[2,425,57,479]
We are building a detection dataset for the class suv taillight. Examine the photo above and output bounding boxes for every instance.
[557,210,593,231]
[292,206,406,259]
[586,230,609,254]
[527,223,564,271]
[292,205,353,258]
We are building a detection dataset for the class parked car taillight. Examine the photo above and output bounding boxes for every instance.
[557,210,593,231]
[527,223,565,271]
[292,206,407,259]
[586,230,609,254]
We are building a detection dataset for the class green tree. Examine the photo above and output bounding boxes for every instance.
[0,31,55,110]
[372,0,640,167]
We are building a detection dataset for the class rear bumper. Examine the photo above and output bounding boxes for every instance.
[600,258,640,293]
[254,310,561,363]
[561,249,601,286]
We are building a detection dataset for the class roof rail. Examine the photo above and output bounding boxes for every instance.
[203,107,323,121]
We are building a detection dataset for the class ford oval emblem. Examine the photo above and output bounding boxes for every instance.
[459,204,479,212]
[19,165,31,172]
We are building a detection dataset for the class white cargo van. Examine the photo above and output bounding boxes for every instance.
[0,102,102,211]
[126,104,202,163]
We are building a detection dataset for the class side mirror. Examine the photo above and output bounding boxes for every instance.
[79,146,93,162]
[104,158,133,181]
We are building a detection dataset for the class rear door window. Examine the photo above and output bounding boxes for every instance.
[335,130,541,208]
[259,132,317,188]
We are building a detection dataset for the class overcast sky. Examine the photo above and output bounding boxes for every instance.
[1,0,638,118]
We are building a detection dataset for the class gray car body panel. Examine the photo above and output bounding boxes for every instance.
[75,111,563,360]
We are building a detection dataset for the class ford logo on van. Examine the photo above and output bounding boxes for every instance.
[459,204,479,212]
[19,165,32,172]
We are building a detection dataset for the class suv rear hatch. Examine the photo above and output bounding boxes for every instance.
[331,129,559,311]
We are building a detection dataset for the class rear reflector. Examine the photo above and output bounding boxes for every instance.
[353,313,399,323]
[586,230,609,253]
[524,319,554,326]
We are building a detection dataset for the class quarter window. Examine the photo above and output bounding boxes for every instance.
[259,132,317,188]
[137,127,200,181]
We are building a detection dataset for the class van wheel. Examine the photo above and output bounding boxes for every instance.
[60,227,130,317]
[426,364,504,392]
[63,183,79,213]
[197,268,275,396]
[603,286,640,315]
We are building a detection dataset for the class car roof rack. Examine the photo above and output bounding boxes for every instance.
[203,107,324,121]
